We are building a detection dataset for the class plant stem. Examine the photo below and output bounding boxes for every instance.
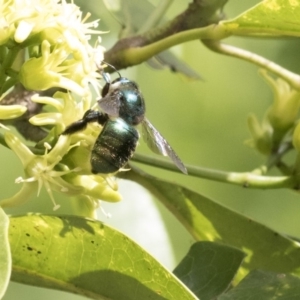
[202,40,300,90]
[131,153,296,189]
[106,23,230,68]
[129,24,229,62]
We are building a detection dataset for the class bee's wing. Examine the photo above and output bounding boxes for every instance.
[97,93,120,117]
[142,118,187,174]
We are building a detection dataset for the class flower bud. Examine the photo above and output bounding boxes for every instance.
[261,69,300,133]
[0,105,26,119]
[246,113,273,155]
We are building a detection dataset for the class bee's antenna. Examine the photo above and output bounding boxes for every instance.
[101,61,122,78]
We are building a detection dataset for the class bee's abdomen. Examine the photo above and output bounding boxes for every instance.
[91,119,139,174]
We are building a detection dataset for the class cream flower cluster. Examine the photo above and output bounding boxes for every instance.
[0,0,121,216]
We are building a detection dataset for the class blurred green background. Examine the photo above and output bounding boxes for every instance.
[4,0,300,298]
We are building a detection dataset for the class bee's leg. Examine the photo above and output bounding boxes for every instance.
[62,109,109,135]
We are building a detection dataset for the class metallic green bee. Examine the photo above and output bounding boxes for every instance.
[63,72,187,174]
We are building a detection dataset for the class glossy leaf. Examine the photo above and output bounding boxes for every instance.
[9,214,197,300]
[222,0,300,37]
[173,242,245,300]
[219,270,300,299]
[123,168,300,282]
[0,207,11,299]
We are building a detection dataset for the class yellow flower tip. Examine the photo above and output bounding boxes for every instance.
[0,123,10,130]
[47,134,72,162]
[14,20,34,43]
[44,142,52,151]
[60,187,68,192]
[93,44,106,67]
[0,105,27,120]
[119,167,131,172]
[58,77,86,97]
[31,94,64,111]
[15,177,23,184]
[53,204,61,211]
[30,112,63,126]
[101,187,122,203]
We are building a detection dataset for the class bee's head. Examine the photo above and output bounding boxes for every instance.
[101,77,145,125]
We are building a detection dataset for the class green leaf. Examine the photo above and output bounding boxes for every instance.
[222,0,300,37]
[122,168,300,282]
[173,242,245,300]
[219,270,300,299]
[9,214,197,300]
[0,207,11,299]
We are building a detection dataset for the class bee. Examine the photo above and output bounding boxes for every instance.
[63,71,187,174]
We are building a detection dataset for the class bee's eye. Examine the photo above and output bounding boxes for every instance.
[101,83,110,97]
